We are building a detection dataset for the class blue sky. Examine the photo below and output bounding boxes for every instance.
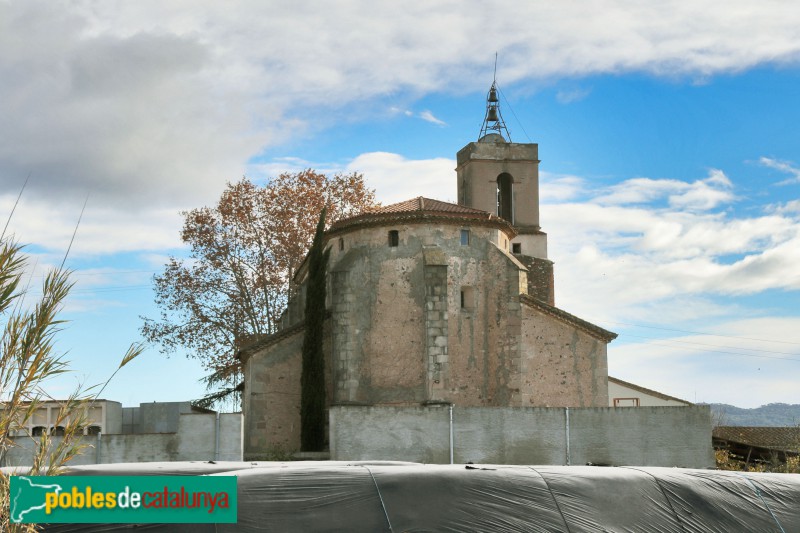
[1,1,799,409]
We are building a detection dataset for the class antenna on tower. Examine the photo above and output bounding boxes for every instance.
[479,53,511,142]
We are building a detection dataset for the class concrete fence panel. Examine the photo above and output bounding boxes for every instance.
[4,412,243,467]
[330,405,713,468]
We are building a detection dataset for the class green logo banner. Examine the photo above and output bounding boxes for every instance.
[9,475,237,524]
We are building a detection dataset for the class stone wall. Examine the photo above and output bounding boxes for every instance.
[242,218,614,456]
[516,254,554,305]
[243,325,306,454]
[423,246,449,400]
[519,304,609,407]
[329,405,713,468]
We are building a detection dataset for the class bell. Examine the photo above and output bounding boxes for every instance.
[488,87,499,103]
[487,107,499,122]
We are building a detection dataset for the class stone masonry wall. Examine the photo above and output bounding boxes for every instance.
[445,239,525,407]
[424,260,448,400]
[243,329,304,454]
[516,255,555,305]
[331,270,358,402]
[518,305,609,407]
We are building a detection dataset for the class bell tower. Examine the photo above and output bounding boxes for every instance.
[455,80,554,304]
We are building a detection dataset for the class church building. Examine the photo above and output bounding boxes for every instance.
[240,83,617,455]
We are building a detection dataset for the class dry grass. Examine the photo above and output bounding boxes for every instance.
[715,448,800,473]
[0,239,142,531]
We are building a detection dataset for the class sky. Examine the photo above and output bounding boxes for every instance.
[1,0,799,410]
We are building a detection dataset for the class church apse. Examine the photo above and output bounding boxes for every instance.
[239,82,616,456]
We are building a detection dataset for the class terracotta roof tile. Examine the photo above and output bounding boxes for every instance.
[328,196,515,236]
[713,426,800,451]
[375,197,490,215]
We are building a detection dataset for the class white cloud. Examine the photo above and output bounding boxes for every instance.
[609,317,800,407]
[388,107,415,118]
[0,4,262,211]
[246,157,347,184]
[594,169,734,210]
[419,110,447,126]
[668,170,734,210]
[540,173,586,202]
[345,152,456,204]
[555,87,591,104]
[248,151,457,207]
[387,107,447,125]
[759,156,800,184]
[594,178,689,205]
[3,0,800,214]
[766,199,800,215]
[539,167,800,329]
[1,193,183,257]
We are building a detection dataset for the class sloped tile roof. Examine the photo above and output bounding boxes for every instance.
[375,197,491,215]
[328,197,516,236]
[713,426,800,451]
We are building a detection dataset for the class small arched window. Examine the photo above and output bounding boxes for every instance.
[497,173,513,223]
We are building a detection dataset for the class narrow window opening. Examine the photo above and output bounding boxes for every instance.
[512,243,521,254]
[338,237,344,251]
[497,173,514,223]
[460,229,470,246]
[460,286,475,310]
[388,230,399,247]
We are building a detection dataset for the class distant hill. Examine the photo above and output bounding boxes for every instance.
[706,403,800,427]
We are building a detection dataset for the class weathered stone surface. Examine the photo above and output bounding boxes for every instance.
[241,136,616,456]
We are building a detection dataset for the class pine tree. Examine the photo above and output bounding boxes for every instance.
[300,208,330,451]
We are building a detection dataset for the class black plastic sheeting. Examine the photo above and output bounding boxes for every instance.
[34,461,800,532]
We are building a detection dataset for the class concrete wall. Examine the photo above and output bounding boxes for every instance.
[11,400,122,437]
[5,412,242,466]
[329,405,714,468]
[138,402,194,433]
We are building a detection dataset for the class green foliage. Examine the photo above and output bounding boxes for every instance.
[300,208,330,452]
